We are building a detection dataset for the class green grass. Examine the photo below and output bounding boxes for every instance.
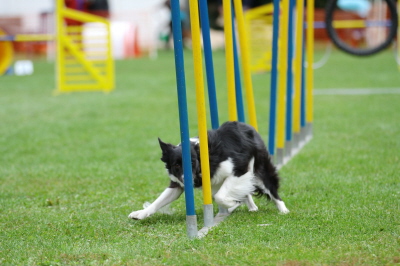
[1,49,399,265]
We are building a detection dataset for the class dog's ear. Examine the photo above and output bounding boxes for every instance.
[158,138,173,159]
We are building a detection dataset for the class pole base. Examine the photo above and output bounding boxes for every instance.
[292,132,301,155]
[203,204,214,228]
[305,123,313,142]
[186,215,198,239]
[276,148,284,169]
[284,140,292,164]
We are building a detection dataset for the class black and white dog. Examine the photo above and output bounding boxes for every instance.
[128,121,289,220]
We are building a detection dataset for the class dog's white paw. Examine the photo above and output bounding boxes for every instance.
[279,208,290,214]
[128,210,152,220]
[276,200,290,214]
[278,206,290,214]
[248,205,259,212]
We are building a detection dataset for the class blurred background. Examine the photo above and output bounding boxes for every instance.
[0,0,340,61]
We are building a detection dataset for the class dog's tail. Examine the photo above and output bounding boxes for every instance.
[254,149,282,201]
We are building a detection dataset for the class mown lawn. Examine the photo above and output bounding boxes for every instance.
[0,48,399,265]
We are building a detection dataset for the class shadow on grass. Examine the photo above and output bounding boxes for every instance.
[127,212,187,227]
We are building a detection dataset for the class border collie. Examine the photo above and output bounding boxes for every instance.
[128,121,289,220]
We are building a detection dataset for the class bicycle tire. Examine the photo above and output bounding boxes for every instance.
[325,0,398,56]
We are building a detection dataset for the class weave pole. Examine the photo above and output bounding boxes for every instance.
[300,36,307,145]
[306,0,314,141]
[284,0,295,161]
[232,7,246,123]
[188,0,214,229]
[199,0,220,129]
[276,0,290,167]
[268,0,280,162]
[170,0,198,238]
[268,0,313,167]
[233,0,258,130]
[293,0,305,153]
[223,0,238,121]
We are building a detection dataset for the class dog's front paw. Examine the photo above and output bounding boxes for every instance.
[248,205,259,212]
[279,207,290,214]
[128,210,152,220]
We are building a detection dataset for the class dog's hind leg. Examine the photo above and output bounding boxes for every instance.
[244,194,258,212]
[128,187,183,220]
[269,192,289,214]
[255,179,289,214]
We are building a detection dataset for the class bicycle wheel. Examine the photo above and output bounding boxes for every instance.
[325,0,398,56]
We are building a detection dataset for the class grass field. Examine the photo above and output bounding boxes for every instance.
[1,48,400,265]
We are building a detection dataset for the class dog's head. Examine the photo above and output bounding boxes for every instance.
[158,138,201,187]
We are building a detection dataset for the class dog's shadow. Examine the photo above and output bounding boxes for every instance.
[128,212,189,226]
[128,208,227,227]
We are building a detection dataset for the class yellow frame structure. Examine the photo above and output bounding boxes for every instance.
[244,4,274,73]
[55,0,114,93]
[0,0,114,93]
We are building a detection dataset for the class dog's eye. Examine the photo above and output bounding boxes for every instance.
[174,164,180,169]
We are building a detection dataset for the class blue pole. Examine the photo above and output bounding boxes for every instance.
[268,0,280,156]
[285,0,295,144]
[300,32,306,128]
[171,0,196,217]
[199,0,220,129]
[231,3,245,123]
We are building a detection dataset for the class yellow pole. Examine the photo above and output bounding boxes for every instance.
[188,0,212,207]
[277,0,290,151]
[233,0,258,130]
[12,34,55,41]
[306,0,314,126]
[223,0,237,121]
[293,0,305,137]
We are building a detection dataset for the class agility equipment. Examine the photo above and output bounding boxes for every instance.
[171,0,314,238]
[244,4,274,73]
[0,0,114,93]
[55,0,114,93]
[269,0,314,167]
[0,28,14,75]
